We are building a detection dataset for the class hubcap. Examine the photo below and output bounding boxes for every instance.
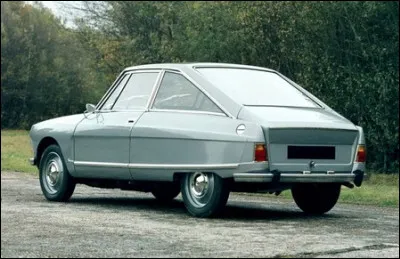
[191,173,209,197]
[187,172,215,207]
[42,152,63,194]
[47,162,59,186]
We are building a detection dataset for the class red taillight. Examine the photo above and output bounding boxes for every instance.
[254,144,267,162]
[356,145,366,162]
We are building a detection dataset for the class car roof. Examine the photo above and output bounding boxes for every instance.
[123,62,276,72]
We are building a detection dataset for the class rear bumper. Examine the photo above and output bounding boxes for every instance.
[234,170,365,186]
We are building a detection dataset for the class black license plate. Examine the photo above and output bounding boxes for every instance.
[287,146,335,159]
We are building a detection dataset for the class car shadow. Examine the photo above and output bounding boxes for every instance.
[221,203,341,221]
[68,196,342,221]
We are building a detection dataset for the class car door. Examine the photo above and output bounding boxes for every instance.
[73,70,161,179]
[129,71,249,181]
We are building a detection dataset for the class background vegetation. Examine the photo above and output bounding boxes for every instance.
[1,1,398,173]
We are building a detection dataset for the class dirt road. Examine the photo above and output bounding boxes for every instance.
[1,171,399,258]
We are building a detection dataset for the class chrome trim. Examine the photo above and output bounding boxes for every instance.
[234,173,355,183]
[239,161,269,166]
[146,70,165,111]
[29,158,35,165]
[98,109,146,113]
[236,124,246,135]
[95,71,124,110]
[108,73,133,111]
[128,163,239,170]
[73,161,239,170]
[149,108,227,117]
[74,161,128,168]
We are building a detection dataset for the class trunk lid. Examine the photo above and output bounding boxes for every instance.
[239,106,359,172]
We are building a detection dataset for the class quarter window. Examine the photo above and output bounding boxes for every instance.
[152,72,223,114]
[113,72,159,110]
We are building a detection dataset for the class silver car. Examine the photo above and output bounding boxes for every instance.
[29,63,366,217]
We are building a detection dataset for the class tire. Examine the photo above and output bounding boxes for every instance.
[181,172,230,218]
[291,183,341,215]
[151,183,180,202]
[39,144,76,201]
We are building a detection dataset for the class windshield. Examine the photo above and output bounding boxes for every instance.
[196,68,320,108]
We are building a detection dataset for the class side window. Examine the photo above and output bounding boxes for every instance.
[152,72,223,114]
[113,72,159,110]
[101,74,129,110]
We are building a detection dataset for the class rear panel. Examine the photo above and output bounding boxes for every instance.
[266,128,358,172]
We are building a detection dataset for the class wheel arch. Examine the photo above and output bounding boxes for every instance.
[35,137,60,167]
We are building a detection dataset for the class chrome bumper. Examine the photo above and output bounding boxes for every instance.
[29,158,35,165]
[234,173,356,183]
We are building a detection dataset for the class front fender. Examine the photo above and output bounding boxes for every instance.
[29,114,85,174]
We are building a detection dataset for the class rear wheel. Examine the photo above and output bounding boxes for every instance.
[39,144,75,201]
[151,183,180,202]
[291,183,341,215]
[181,172,230,218]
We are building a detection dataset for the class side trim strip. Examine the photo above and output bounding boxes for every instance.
[74,161,128,168]
[73,161,239,170]
[128,163,239,169]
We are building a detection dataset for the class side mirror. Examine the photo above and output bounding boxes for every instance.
[85,103,96,113]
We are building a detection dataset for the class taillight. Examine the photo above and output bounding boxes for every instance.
[254,144,267,162]
[356,145,366,162]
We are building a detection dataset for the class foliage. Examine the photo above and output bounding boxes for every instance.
[1,1,398,173]
[1,1,106,129]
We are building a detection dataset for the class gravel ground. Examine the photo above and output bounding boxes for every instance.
[1,171,399,258]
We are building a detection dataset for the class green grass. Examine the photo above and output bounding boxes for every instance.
[339,174,399,207]
[1,130,37,173]
[1,130,399,207]
[264,174,399,208]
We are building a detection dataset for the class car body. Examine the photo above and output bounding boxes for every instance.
[29,63,366,217]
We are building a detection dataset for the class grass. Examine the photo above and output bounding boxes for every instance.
[251,173,399,208]
[1,130,36,173]
[1,130,399,207]
[339,174,399,207]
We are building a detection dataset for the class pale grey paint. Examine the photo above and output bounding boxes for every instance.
[237,106,359,173]
[128,111,264,180]
[29,63,366,186]
[73,111,144,179]
[29,114,85,173]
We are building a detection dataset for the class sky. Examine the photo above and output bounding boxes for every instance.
[26,1,83,27]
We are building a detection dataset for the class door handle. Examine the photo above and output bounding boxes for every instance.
[128,120,134,123]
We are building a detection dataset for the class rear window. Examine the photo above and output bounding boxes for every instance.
[196,68,319,108]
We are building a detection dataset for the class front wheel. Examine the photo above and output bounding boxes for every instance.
[39,144,76,201]
[181,172,230,218]
[291,183,341,215]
